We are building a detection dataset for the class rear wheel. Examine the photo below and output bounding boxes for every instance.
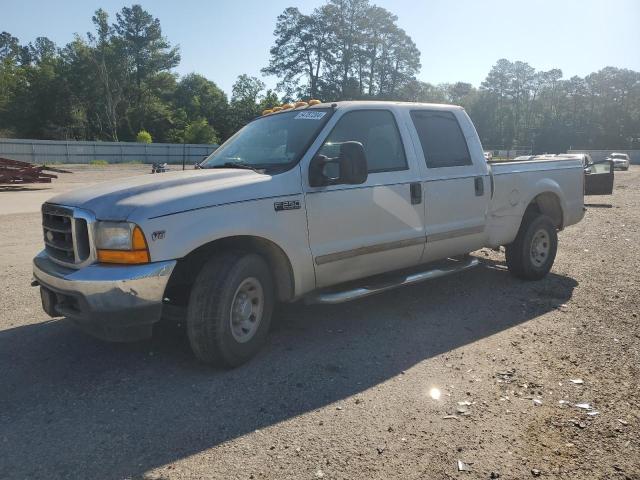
[186,252,274,367]
[505,214,558,280]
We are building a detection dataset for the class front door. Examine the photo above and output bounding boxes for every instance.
[303,108,425,288]
[407,109,490,262]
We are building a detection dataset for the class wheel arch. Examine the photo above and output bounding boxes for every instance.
[527,191,564,229]
[164,235,295,305]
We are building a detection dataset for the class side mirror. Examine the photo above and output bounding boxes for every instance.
[339,141,368,185]
[309,141,368,187]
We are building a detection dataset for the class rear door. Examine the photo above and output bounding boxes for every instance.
[585,160,614,195]
[407,109,490,262]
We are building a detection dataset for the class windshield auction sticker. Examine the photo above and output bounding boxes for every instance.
[294,111,327,120]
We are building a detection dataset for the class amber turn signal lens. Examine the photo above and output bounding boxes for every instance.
[132,226,148,250]
[97,249,150,264]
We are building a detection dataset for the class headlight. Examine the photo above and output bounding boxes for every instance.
[95,222,134,250]
[95,222,150,264]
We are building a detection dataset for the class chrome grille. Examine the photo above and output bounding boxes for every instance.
[42,204,92,267]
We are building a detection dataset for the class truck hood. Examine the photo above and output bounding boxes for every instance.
[47,168,300,221]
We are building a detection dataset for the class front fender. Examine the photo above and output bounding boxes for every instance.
[138,195,316,298]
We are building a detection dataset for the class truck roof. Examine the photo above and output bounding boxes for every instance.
[308,100,464,111]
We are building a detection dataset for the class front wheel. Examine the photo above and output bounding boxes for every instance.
[186,252,274,367]
[505,214,558,280]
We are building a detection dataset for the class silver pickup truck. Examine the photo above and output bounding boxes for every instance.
[33,101,586,367]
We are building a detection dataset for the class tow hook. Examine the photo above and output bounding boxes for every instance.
[31,279,40,287]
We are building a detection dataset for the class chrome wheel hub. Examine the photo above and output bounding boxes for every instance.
[230,277,264,343]
[530,229,550,267]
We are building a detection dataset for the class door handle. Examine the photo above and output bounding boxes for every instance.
[474,176,484,196]
[410,182,422,204]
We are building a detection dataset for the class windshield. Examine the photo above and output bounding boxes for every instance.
[611,154,626,159]
[201,108,332,172]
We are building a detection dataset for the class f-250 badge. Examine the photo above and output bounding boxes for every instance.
[274,200,301,212]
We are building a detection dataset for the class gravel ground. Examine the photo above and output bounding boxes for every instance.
[0,166,638,480]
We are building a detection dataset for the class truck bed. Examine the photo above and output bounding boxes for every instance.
[486,157,584,247]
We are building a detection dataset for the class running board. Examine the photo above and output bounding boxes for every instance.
[305,256,480,305]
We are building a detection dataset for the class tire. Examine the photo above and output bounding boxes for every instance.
[186,252,275,367]
[505,214,558,280]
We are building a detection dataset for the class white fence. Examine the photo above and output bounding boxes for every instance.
[568,149,640,164]
[0,138,218,165]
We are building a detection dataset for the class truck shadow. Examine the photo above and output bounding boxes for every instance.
[584,203,613,208]
[0,257,577,479]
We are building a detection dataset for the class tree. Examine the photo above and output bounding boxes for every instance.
[262,8,329,99]
[397,79,447,103]
[321,0,369,97]
[258,89,281,112]
[447,82,474,104]
[113,4,180,136]
[182,119,220,144]
[83,8,128,140]
[173,73,228,136]
[27,37,57,64]
[113,5,180,91]
[1,5,638,151]
[264,0,421,101]
[0,32,21,62]
[227,74,267,133]
[0,32,22,135]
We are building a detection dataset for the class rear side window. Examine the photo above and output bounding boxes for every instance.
[318,110,407,173]
[410,110,472,168]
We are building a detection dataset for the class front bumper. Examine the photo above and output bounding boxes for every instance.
[33,251,176,341]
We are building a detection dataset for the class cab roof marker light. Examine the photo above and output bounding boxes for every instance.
[262,109,273,116]
[280,103,294,110]
[308,99,322,106]
[294,101,308,108]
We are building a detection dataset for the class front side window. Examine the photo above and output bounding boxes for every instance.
[318,110,407,173]
[201,108,332,172]
[410,110,472,168]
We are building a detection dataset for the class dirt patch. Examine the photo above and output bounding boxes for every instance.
[0,166,638,480]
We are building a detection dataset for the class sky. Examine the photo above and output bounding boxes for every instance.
[2,0,639,96]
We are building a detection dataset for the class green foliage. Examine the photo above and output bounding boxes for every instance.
[182,119,220,144]
[263,0,420,100]
[469,60,640,151]
[136,129,152,143]
[89,159,109,165]
[0,2,638,152]
[173,73,229,138]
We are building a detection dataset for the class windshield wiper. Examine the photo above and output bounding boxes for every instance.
[210,162,265,174]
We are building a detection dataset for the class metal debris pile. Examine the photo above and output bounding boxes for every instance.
[0,157,70,184]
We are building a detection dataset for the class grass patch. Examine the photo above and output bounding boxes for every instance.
[89,159,109,166]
